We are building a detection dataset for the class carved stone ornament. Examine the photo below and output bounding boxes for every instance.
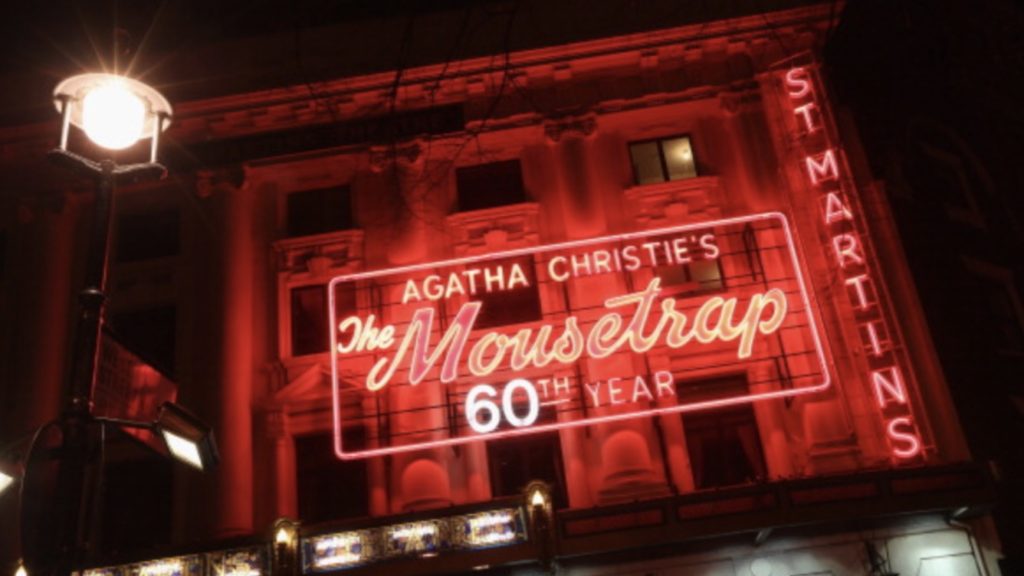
[544,114,597,143]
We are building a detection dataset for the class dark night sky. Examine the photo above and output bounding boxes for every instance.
[0,0,833,125]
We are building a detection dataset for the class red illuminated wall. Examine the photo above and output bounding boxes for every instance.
[0,3,972,553]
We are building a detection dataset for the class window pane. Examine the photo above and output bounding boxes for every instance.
[116,209,180,262]
[291,285,327,355]
[690,258,724,292]
[682,402,766,489]
[629,141,664,185]
[295,431,368,523]
[456,159,526,212]
[472,257,543,329]
[487,432,568,509]
[662,136,697,180]
[287,186,353,237]
[109,306,177,377]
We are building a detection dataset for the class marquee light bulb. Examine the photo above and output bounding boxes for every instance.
[81,81,146,150]
[530,489,546,508]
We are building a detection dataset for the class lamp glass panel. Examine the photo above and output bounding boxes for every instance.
[162,430,204,470]
[0,472,13,494]
[82,82,146,150]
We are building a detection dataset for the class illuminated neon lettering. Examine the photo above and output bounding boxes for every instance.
[349,242,790,391]
[548,256,569,282]
[586,313,625,358]
[785,66,812,99]
[330,212,833,459]
[424,275,444,300]
[832,233,865,268]
[507,263,529,289]
[622,245,642,270]
[863,321,885,357]
[824,192,853,224]
[593,250,612,273]
[887,417,922,459]
[608,378,624,405]
[445,273,467,298]
[671,237,692,263]
[699,233,720,259]
[366,303,481,390]
[483,266,505,292]
[655,370,674,397]
[402,280,423,303]
[793,101,818,132]
[805,149,839,185]
[845,274,872,309]
[871,366,907,409]
[508,325,557,371]
[571,253,592,277]
[631,376,654,402]
[584,381,601,407]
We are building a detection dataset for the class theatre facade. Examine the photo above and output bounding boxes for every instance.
[0,2,1006,575]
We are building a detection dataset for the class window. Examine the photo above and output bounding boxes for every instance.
[471,256,543,329]
[455,159,526,212]
[116,209,180,262]
[109,306,177,377]
[682,403,766,489]
[629,135,697,185]
[295,430,369,523]
[290,282,357,356]
[487,432,568,509]
[287,185,353,237]
[654,258,724,296]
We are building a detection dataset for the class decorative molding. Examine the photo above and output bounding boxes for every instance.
[624,175,724,228]
[272,229,365,276]
[543,114,597,143]
[445,203,541,256]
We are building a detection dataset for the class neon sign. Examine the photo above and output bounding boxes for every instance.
[781,62,924,459]
[330,212,829,459]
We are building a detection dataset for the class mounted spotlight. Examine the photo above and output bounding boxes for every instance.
[155,402,219,471]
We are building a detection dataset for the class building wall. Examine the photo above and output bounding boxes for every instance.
[0,2,1002,571]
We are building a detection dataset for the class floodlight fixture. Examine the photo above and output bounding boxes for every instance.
[155,402,219,471]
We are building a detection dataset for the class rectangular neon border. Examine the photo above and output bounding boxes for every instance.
[329,211,831,460]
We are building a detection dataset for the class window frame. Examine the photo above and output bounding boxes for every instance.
[285,184,355,239]
[628,134,699,186]
[454,158,529,213]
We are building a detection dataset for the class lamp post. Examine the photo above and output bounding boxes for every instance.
[22,73,215,576]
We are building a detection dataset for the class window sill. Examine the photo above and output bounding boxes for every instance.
[273,228,365,276]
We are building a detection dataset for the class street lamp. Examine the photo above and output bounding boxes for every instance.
[24,73,212,576]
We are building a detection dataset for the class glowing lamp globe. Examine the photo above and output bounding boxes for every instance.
[53,73,172,153]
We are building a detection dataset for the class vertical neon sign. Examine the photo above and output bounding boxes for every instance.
[780,62,924,459]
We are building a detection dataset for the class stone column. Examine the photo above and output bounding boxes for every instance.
[269,410,297,518]
[371,142,454,513]
[216,171,256,536]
